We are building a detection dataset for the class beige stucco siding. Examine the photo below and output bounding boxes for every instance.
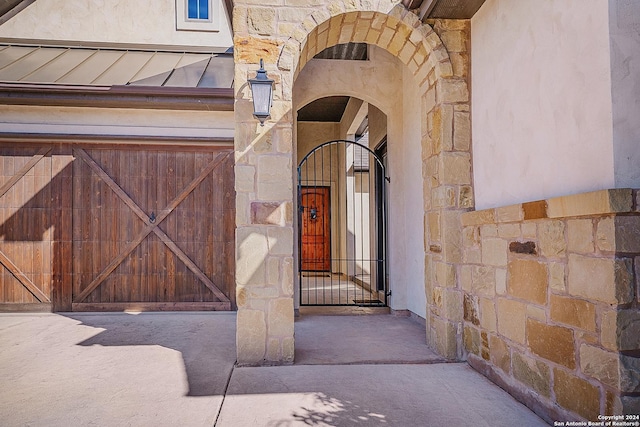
[0,105,235,141]
[0,0,233,48]
[610,0,640,188]
[471,0,615,209]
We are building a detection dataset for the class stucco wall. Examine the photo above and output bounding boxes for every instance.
[400,64,427,318]
[610,0,640,188]
[0,105,235,140]
[368,105,387,149]
[471,0,615,209]
[297,122,339,163]
[0,0,233,48]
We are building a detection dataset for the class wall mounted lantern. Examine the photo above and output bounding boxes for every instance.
[248,59,274,126]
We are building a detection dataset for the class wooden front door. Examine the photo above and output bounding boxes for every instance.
[0,143,235,312]
[300,187,330,271]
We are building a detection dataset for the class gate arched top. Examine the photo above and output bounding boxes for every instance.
[298,139,388,177]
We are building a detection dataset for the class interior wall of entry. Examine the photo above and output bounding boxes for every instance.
[294,45,427,318]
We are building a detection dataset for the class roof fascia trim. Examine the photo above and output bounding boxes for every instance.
[0,132,234,146]
[0,83,234,111]
[0,37,233,54]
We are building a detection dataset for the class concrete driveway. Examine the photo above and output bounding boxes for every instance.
[0,312,548,426]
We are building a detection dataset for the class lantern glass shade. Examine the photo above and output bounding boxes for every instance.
[248,59,274,125]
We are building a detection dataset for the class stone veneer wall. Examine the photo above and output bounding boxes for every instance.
[460,189,640,422]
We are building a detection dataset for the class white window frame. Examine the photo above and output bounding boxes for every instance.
[176,0,220,32]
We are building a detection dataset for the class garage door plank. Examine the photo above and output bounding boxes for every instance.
[0,249,50,303]
[73,149,230,304]
[153,227,229,302]
[0,146,51,200]
[74,148,148,221]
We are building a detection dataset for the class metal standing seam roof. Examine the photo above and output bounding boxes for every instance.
[0,42,234,88]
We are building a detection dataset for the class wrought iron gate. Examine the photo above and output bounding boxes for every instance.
[298,140,388,306]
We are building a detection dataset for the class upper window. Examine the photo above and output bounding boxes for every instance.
[177,0,219,32]
[188,0,209,20]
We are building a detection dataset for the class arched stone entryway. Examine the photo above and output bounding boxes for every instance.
[293,47,424,319]
[234,0,472,365]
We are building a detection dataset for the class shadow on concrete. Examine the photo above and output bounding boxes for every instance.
[290,391,389,426]
[64,312,237,397]
[294,313,445,365]
[218,363,550,427]
[0,312,549,426]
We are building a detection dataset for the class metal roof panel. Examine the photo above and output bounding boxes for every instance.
[57,50,124,85]
[198,55,233,88]
[164,57,209,87]
[176,53,212,68]
[22,48,94,83]
[91,51,154,85]
[128,70,172,87]
[0,46,65,81]
[0,44,33,69]
[129,52,183,83]
[0,42,234,88]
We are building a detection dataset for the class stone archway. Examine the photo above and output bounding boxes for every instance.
[293,47,424,318]
[233,0,472,365]
[282,7,452,81]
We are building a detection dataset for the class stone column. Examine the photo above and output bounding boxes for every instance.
[422,19,472,360]
[234,28,296,365]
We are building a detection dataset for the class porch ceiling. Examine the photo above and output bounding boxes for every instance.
[402,0,487,19]
[297,96,350,122]
[314,43,368,61]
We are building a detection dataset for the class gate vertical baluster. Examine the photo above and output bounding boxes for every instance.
[313,150,318,305]
[355,147,364,300]
[381,151,388,306]
[304,158,307,305]
[320,144,325,304]
[298,161,303,307]
[336,142,341,305]
[329,142,333,304]
[349,142,353,306]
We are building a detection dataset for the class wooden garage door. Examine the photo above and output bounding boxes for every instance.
[0,145,63,311]
[0,143,235,312]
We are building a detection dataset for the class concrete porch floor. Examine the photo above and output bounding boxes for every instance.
[300,273,380,305]
[0,312,549,426]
